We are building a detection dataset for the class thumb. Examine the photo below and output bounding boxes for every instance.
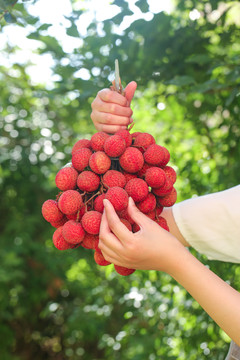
[127,197,149,229]
[124,81,137,104]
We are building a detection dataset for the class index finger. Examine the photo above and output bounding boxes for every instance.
[98,89,128,106]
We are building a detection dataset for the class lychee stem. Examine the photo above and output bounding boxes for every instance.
[85,191,101,206]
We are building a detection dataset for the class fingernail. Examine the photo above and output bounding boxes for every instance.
[129,196,134,205]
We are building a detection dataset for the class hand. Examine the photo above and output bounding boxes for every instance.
[91,81,137,133]
[99,197,186,273]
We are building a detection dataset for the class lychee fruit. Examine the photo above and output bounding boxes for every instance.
[114,264,135,276]
[117,208,134,225]
[119,147,144,173]
[77,171,100,192]
[93,193,105,213]
[137,162,152,178]
[72,139,91,154]
[102,170,126,188]
[81,211,102,235]
[157,187,177,207]
[145,167,166,188]
[42,199,64,223]
[122,171,138,183]
[82,233,98,249]
[72,147,92,172]
[155,216,169,231]
[58,190,83,215]
[115,129,132,147]
[136,192,156,213]
[62,220,85,244]
[120,218,132,231]
[55,167,78,191]
[52,226,75,250]
[134,132,155,152]
[90,131,109,151]
[155,205,163,218]
[163,165,177,184]
[125,178,149,202]
[105,186,129,212]
[50,216,68,228]
[153,177,173,197]
[89,151,111,174]
[144,144,166,166]
[94,250,111,266]
[104,134,126,157]
[161,146,170,166]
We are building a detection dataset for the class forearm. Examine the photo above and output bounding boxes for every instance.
[168,246,240,345]
[162,207,190,247]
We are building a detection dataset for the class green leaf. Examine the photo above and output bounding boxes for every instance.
[135,0,149,13]
[185,54,212,65]
[225,87,239,106]
[167,75,195,86]
[4,11,16,23]
[66,22,79,37]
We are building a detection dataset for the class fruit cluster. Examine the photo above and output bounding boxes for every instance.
[42,129,177,276]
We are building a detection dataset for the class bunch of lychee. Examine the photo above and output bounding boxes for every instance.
[42,130,177,276]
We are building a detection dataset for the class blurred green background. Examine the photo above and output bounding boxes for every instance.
[0,0,240,359]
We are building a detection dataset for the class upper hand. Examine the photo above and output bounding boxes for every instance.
[91,81,137,134]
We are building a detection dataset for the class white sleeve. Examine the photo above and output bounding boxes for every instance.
[172,185,240,263]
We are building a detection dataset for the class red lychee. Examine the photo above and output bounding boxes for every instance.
[102,170,126,188]
[137,192,156,213]
[55,167,78,191]
[114,265,135,276]
[94,250,111,266]
[155,216,169,231]
[105,186,129,212]
[134,132,155,152]
[81,211,102,235]
[42,199,64,223]
[122,171,138,183]
[120,218,132,231]
[52,226,75,250]
[72,147,92,172]
[145,167,166,188]
[90,131,109,151]
[157,187,177,207]
[144,144,166,166]
[72,139,91,154]
[93,193,105,213]
[146,210,156,220]
[153,177,173,197]
[125,178,149,202]
[163,165,177,184]
[89,151,111,174]
[104,135,126,157]
[81,233,98,249]
[58,190,83,215]
[62,220,85,244]
[119,147,144,173]
[137,162,152,178]
[155,205,163,218]
[161,146,170,166]
[50,216,68,228]
[132,222,140,232]
[117,208,134,225]
[115,129,132,147]
[77,171,100,192]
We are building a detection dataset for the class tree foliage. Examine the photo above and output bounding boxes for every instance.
[0,0,240,359]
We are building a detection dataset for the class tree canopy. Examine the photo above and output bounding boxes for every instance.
[0,0,240,359]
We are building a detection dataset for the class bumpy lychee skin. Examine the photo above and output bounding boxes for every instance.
[153,177,173,197]
[42,199,64,223]
[144,144,166,166]
[72,139,91,154]
[122,171,138,183]
[102,170,126,189]
[89,151,111,174]
[134,132,155,152]
[119,147,144,173]
[145,167,166,188]
[104,135,126,157]
[93,194,105,213]
[72,147,92,172]
[81,211,102,235]
[77,171,100,192]
[81,233,98,249]
[137,162,152,178]
[52,226,75,250]
[94,250,111,266]
[120,218,132,231]
[161,146,170,166]
[115,129,132,147]
[125,178,149,202]
[158,187,177,207]
[50,216,68,228]
[62,220,85,244]
[55,167,78,191]
[105,186,129,212]
[155,216,169,231]
[117,208,134,225]
[90,131,109,151]
[58,190,83,215]
[163,165,177,184]
[114,265,135,276]
[137,192,156,213]
[155,205,163,218]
